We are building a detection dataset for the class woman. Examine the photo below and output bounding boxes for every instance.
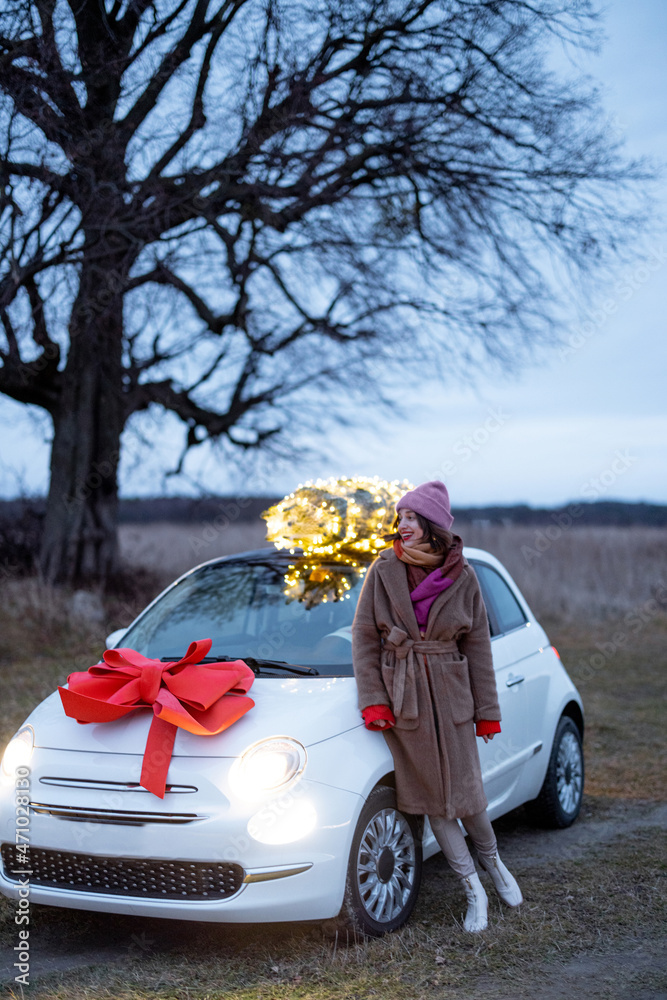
[352,480,522,932]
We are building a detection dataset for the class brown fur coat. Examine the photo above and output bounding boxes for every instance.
[352,547,500,818]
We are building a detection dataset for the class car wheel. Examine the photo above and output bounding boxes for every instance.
[527,716,584,828]
[335,785,422,938]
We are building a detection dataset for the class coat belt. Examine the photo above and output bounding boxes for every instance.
[383,626,459,720]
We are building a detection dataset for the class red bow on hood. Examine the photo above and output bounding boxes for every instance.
[58,639,255,798]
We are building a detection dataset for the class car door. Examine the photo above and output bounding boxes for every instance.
[471,560,540,815]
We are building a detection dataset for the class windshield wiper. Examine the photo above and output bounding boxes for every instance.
[160,655,319,676]
[161,655,239,664]
[246,657,319,676]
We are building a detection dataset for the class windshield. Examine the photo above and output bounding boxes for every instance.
[121,555,364,676]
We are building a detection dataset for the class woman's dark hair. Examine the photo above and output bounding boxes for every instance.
[385,512,454,552]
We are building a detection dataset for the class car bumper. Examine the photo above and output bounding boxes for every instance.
[0,748,363,923]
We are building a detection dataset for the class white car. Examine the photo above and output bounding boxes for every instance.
[0,547,584,936]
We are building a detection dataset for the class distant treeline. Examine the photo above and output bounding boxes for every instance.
[454,501,667,528]
[1,496,666,527]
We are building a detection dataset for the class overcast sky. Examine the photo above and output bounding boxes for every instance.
[1,0,665,508]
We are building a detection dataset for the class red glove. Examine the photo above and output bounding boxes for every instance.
[362,704,396,730]
[476,719,501,737]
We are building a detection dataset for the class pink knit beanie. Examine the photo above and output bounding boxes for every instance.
[395,480,454,531]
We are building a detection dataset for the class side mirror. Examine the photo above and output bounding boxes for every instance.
[105,627,128,649]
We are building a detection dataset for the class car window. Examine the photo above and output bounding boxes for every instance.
[122,557,363,676]
[472,563,527,636]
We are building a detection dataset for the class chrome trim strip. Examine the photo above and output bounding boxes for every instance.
[29,802,203,825]
[243,864,313,883]
[39,777,197,794]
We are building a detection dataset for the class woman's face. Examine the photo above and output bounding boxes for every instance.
[397,509,425,548]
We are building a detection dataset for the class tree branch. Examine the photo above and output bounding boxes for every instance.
[0,59,76,150]
[24,274,60,360]
[0,302,61,413]
[144,10,226,180]
[127,263,238,334]
[0,157,75,199]
[120,0,214,137]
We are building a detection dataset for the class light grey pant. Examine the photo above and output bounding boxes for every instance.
[429,811,497,878]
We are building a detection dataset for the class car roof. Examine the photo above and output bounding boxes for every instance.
[189,545,504,574]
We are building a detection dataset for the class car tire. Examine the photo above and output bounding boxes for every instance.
[333,784,422,938]
[527,716,584,828]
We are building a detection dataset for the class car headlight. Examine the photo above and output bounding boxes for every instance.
[1,726,34,780]
[230,737,307,801]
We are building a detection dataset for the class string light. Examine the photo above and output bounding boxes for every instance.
[262,476,413,605]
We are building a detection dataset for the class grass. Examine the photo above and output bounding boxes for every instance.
[118,520,272,584]
[458,522,667,624]
[1,526,666,998]
[547,615,667,800]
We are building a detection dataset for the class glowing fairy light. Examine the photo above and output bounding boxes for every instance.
[261,476,413,606]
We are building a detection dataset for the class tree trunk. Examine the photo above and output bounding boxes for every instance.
[39,255,127,587]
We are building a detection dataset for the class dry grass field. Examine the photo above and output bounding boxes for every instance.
[0,522,665,998]
[117,519,271,585]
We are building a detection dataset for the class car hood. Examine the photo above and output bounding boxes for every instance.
[28,676,361,757]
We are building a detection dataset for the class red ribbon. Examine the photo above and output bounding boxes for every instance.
[58,639,255,798]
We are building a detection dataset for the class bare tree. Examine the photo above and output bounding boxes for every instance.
[0,0,646,585]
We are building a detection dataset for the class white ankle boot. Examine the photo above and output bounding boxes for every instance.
[480,853,523,907]
[460,872,488,932]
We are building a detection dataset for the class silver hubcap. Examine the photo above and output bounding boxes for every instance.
[556,731,583,814]
[355,808,417,923]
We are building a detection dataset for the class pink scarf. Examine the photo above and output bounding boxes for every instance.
[394,537,465,628]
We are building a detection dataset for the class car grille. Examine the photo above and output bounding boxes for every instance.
[1,845,244,900]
